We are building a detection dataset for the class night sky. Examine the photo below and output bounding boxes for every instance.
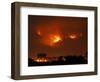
[28,15,87,58]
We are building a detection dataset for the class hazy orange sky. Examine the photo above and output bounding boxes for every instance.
[28,15,87,58]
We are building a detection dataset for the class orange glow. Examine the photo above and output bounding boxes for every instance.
[34,59,48,62]
[42,34,62,46]
[69,34,77,39]
[80,33,82,37]
[37,30,42,36]
[50,35,62,43]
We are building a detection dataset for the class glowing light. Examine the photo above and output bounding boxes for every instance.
[69,34,77,39]
[37,30,42,36]
[35,59,48,62]
[42,34,62,47]
[50,35,62,43]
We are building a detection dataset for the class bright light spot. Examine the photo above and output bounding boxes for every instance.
[69,34,77,39]
[35,59,48,62]
[37,30,41,36]
[51,35,62,43]
[42,34,62,47]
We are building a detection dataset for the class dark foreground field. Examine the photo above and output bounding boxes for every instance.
[28,56,87,66]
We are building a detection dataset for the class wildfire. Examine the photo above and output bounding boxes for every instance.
[44,34,62,46]
[50,35,62,43]
[36,28,82,47]
[34,59,48,62]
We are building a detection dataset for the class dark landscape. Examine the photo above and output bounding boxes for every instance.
[28,53,87,66]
